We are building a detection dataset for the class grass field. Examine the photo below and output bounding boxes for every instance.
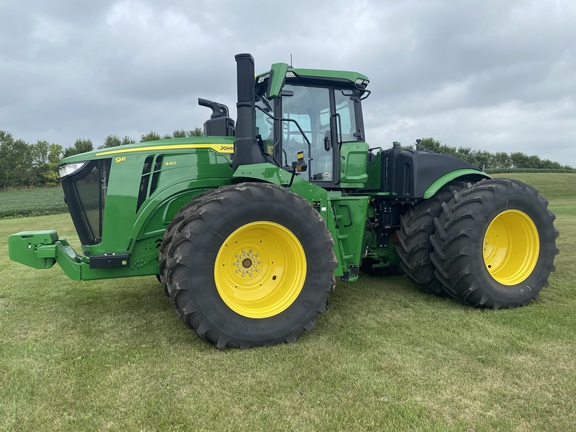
[0,187,66,218]
[1,174,575,431]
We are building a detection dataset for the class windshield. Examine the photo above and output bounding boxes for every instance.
[255,100,275,156]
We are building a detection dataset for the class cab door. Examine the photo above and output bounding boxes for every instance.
[280,84,334,183]
[279,84,364,187]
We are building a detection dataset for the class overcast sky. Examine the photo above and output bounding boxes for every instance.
[1,0,575,167]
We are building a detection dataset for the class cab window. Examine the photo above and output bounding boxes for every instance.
[282,85,333,181]
[335,90,357,143]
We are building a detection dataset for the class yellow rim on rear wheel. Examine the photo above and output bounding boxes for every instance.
[214,221,307,319]
[483,210,540,285]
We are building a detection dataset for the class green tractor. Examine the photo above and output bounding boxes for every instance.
[9,54,559,348]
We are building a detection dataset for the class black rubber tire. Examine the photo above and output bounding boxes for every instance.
[162,182,337,348]
[430,178,559,308]
[396,181,468,295]
[158,190,211,296]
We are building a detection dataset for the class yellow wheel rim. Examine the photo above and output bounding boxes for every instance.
[483,210,540,285]
[214,221,307,319]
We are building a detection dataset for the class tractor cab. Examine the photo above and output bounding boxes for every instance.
[254,64,370,188]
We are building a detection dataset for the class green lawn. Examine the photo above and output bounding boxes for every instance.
[1,174,575,431]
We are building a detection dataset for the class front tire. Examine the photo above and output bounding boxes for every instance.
[430,178,559,308]
[162,182,337,348]
[158,190,211,296]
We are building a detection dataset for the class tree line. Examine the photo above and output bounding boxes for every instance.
[0,129,202,189]
[409,138,575,172]
[1,131,573,189]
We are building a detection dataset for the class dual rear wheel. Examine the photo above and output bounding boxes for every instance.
[398,178,558,308]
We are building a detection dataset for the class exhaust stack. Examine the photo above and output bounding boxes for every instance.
[233,53,265,170]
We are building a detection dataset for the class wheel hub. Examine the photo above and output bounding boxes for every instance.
[214,221,307,318]
[483,209,540,286]
[233,250,260,277]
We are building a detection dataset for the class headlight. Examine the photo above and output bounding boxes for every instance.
[58,162,87,178]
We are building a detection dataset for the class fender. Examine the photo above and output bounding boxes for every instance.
[423,168,490,198]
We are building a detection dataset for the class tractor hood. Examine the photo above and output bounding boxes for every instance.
[58,136,236,166]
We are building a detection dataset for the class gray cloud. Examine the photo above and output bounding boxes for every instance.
[1,0,575,166]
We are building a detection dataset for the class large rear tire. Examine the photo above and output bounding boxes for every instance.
[430,178,559,308]
[162,182,337,348]
[396,181,468,295]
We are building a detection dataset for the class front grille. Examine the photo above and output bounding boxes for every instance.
[62,159,111,245]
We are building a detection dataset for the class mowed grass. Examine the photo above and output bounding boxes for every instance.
[1,174,575,431]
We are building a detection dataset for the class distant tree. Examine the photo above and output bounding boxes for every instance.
[29,140,52,186]
[473,150,492,169]
[492,152,511,169]
[122,136,136,145]
[0,131,33,188]
[45,143,63,185]
[48,144,63,164]
[140,131,162,142]
[98,135,135,149]
[63,139,93,158]
[173,128,204,138]
[416,137,457,157]
[141,128,203,141]
[31,140,50,165]
[539,158,563,170]
[409,138,575,171]
[527,155,542,169]
[172,129,187,138]
[510,152,530,169]
[415,137,440,152]
[457,146,472,157]
[100,135,122,149]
